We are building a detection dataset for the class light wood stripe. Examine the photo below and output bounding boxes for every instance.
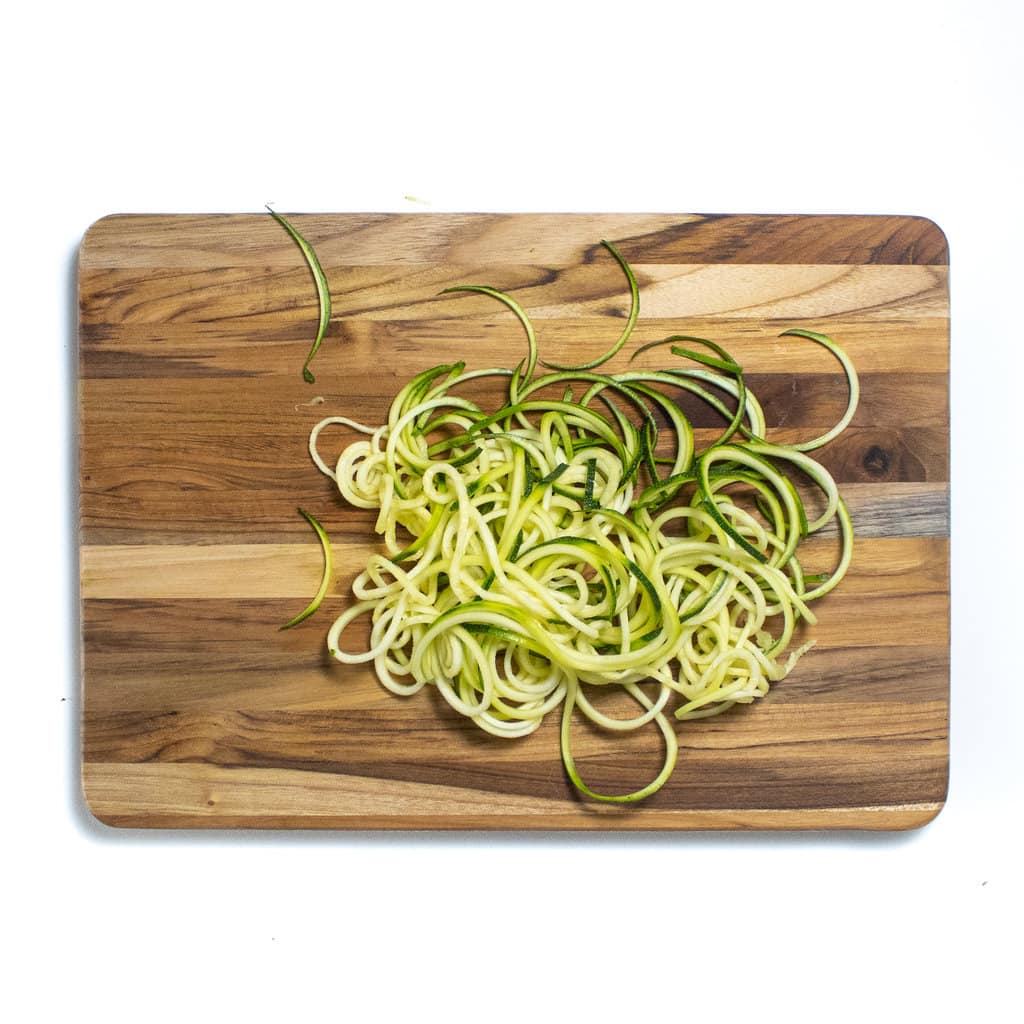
[81,763,944,831]
[81,535,947,600]
[80,263,947,326]
[79,213,949,268]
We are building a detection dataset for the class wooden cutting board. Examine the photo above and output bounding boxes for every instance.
[79,213,950,829]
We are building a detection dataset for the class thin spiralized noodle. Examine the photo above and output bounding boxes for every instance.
[303,249,857,803]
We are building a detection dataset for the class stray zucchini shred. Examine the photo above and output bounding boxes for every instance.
[279,508,333,630]
[267,206,332,383]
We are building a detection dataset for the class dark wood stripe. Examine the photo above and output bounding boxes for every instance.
[611,214,948,266]
[79,482,950,547]
[80,631,949,716]
[81,590,948,710]
[77,372,946,429]
[78,317,949,378]
[78,421,949,545]
[81,698,948,810]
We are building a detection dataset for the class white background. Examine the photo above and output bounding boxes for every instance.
[2,1,1020,1020]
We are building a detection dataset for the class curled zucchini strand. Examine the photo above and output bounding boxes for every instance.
[301,244,857,803]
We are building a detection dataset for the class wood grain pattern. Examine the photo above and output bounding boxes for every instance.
[78,213,950,829]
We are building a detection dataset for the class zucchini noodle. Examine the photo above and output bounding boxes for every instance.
[302,241,858,803]
[280,508,333,630]
[267,207,332,383]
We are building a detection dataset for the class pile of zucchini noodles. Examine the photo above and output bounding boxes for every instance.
[283,222,857,802]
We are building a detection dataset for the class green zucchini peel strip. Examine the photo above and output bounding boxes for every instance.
[267,207,333,383]
[280,508,333,630]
